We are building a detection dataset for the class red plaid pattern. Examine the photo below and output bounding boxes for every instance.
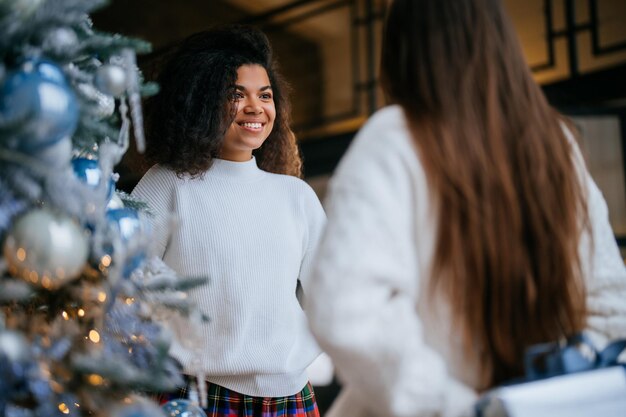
[158,380,320,417]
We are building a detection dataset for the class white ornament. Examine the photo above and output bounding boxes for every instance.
[3,208,89,289]
[42,27,79,55]
[0,330,29,362]
[95,64,127,98]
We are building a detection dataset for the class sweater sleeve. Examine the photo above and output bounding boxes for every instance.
[297,184,327,295]
[563,128,626,346]
[130,166,175,259]
[307,108,476,417]
[580,164,626,345]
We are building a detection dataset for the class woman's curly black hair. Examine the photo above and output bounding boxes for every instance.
[144,25,302,178]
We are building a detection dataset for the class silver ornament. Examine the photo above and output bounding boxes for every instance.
[95,64,127,98]
[42,27,79,55]
[3,208,89,289]
[0,330,29,362]
[76,82,115,119]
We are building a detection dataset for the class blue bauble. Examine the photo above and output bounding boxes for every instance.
[106,208,148,277]
[72,157,115,201]
[0,58,79,151]
[162,400,207,417]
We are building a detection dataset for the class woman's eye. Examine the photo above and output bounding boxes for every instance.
[231,92,244,101]
[260,93,272,100]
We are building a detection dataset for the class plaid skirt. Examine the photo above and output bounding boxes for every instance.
[157,380,320,417]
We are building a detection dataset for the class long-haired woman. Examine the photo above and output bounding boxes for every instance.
[306,0,626,416]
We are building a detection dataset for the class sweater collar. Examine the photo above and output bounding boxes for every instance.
[209,157,264,181]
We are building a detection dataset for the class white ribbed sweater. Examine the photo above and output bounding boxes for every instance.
[131,157,326,397]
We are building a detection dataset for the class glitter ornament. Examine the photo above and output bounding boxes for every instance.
[162,399,207,417]
[3,207,89,289]
[0,58,79,151]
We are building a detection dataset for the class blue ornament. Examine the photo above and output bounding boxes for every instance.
[72,157,115,201]
[0,58,79,151]
[162,399,207,417]
[106,208,148,277]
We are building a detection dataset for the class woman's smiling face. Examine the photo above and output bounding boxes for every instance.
[220,64,276,162]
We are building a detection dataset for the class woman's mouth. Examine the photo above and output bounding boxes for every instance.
[238,122,264,130]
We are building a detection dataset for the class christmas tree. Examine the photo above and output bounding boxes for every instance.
[0,1,207,416]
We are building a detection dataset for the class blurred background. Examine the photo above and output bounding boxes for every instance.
[92,0,626,260]
[91,0,626,412]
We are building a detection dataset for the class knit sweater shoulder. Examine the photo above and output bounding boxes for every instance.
[131,157,326,397]
[307,105,626,417]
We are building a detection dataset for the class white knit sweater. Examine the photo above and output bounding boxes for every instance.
[307,105,626,417]
[131,157,326,397]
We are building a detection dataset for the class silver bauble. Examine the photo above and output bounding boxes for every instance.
[42,27,79,55]
[0,330,29,362]
[94,64,127,98]
[3,208,89,289]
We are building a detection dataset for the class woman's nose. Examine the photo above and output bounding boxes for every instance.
[243,98,263,114]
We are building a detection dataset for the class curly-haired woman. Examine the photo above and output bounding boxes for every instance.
[132,25,325,417]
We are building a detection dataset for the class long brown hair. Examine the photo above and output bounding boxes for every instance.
[381,0,589,387]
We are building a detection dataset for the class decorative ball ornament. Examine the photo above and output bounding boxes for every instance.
[106,208,148,276]
[42,27,79,55]
[162,400,207,417]
[0,330,29,362]
[3,208,89,289]
[0,58,79,151]
[72,157,115,201]
[95,64,127,98]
